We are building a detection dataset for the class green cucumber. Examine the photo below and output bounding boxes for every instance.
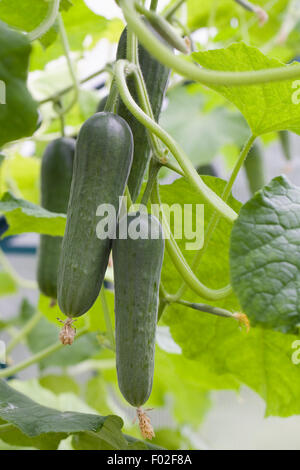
[58,112,133,318]
[37,137,75,299]
[117,28,170,202]
[244,142,265,195]
[113,213,164,407]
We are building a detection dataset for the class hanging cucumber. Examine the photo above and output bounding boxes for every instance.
[37,137,75,300]
[113,212,164,412]
[117,27,170,202]
[57,112,133,318]
[244,142,266,195]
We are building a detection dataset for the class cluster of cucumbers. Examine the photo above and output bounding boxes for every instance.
[37,29,169,410]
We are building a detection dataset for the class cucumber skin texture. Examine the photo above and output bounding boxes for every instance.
[37,137,75,299]
[244,142,265,195]
[113,213,164,407]
[117,28,170,202]
[58,112,133,318]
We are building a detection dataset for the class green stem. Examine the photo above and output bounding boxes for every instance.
[164,0,187,19]
[104,80,119,113]
[115,60,237,223]
[127,28,139,64]
[0,248,37,290]
[100,288,115,349]
[174,298,236,319]
[27,0,60,42]
[135,4,189,54]
[6,310,43,356]
[174,134,255,301]
[0,328,88,379]
[141,161,160,206]
[160,158,184,176]
[224,134,256,200]
[150,0,159,11]
[56,14,80,115]
[121,0,300,86]
[151,180,232,300]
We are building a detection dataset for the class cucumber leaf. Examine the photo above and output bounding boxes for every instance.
[0,192,66,238]
[230,175,300,334]
[160,176,300,417]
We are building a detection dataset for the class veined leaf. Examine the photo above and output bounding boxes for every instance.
[230,175,300,333]
[193,43,300,136]
[0,192,66,238]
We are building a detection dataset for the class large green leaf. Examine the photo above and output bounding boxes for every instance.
[193,43,300,136]
[0,192,66,237]
[0,22,38,146]
[0,0,49,34]
[160,85,249,166]
[230,176,300,334]
[164,302,300,417]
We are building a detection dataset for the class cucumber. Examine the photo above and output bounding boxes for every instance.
[117,28,170,202]
[244,142,265,195]
[113,213,164,407]
[37,137,75,299]
[58,112,133,318]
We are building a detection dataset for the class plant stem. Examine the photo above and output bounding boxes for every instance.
[150,0,159,11]
[27,0,60,42]
[56,14,80,115]
[121,0,300,86]
[0,248,37,290]
[0,328,88,379]
[115,60,237,223]
[162,158,184,176]
[6,310,43,357]
[164,0,187,19]
[224,134,256,200]
[141,161,160,206]
[174,298,236,319]
[104,80,119,113]
[68,359,115,376]
[100,288,115,349]
[174,134,255,301]
[151,180,232,300]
